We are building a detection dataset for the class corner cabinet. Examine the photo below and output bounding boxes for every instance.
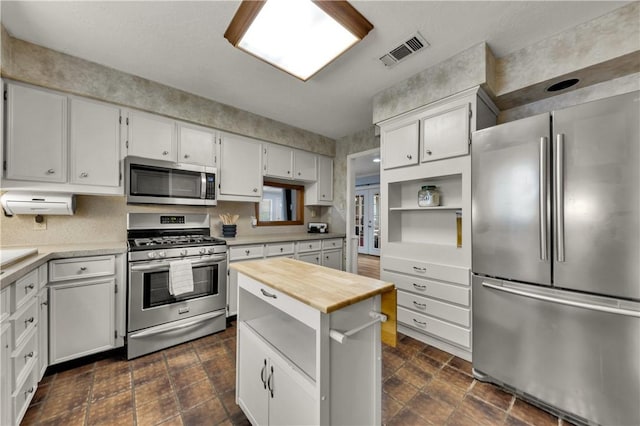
[378,86,497,361]
[218,133,263,202]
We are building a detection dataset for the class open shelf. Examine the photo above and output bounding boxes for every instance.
[388,174,462,210]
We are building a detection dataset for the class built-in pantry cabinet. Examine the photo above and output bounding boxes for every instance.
[378,86,497,361]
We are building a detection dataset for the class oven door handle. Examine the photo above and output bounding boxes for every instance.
[130,256,226,272]
[129,311,225,338]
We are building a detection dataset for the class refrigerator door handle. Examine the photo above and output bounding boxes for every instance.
[481,281,640,318]
[539,136,548,261]
[555,133,565,262]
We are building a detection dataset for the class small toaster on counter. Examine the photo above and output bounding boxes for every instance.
[308,222,328,233]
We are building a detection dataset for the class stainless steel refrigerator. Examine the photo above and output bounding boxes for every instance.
[471,91,640,426]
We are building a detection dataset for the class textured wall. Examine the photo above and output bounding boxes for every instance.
[372,43,491,124]
[0,28,335,157]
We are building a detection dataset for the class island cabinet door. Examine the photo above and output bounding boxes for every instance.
[237,326,269,426]
[267,352,316,426]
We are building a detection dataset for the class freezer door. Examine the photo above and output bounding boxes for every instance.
[553,91,640,300]
[473,276,640,426]
[471,113,551,284]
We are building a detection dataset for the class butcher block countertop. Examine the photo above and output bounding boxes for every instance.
[231,257,394,314]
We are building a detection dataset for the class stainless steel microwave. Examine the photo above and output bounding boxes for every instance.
[125,157,216,206]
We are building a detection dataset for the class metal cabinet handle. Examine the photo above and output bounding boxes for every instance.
[279,247,283,252]
[24,351,34,361]
[245,250,250,255]
[406,154,412,159]
[267,366,274,398]
[41,301,48,307]
[80,172,89,178]
[260,289,277,299]
[184,154,190,159]
[412,283,426,291]
[24,317,34,327]
[412,266,426,273]
[253,188,258,192]
[162,151,169,155]
[24,387,34,399]
[425,149,432,155]
[80,266,87,271]
[413,318,427,327]
[46,169,55,174]
[297,172,301,175]
[287,171,290,174]
[25,284,35,292]
[260,359,267,389]
[413,301,426,309]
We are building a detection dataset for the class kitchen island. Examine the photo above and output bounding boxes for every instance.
[231,257,396,426]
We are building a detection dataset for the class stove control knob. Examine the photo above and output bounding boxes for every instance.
[158,251,166,258]
[180,249,188,256]
[199,248,206,255]
[147,252,157,259]
[207,248,216,254]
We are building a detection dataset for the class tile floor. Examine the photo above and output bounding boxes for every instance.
[21,322,574,426]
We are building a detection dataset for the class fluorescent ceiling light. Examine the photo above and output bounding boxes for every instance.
[225,0,373,81]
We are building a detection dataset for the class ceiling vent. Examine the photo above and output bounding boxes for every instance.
[379,32,429,67]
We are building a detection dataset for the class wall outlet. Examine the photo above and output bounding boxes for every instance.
[34,217,47,230]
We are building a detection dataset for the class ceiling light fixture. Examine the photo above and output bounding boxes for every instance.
[373,158,381,163]
[224,0,373,81]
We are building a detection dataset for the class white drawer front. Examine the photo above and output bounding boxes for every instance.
[12,269,38,311]
[397,291,469,327]
[229,245,265,261]
[297,252,321,265]
[266,242,295,257]
[1,287,10,322]
[297,240,321,253]
[12,297,38,348]
[12,327,37,389]
[321,238,342,250]
[381,256,469,285]
[398,306,470,348]
[12,366,37,426]
[49,255,115,282]
[383,271,469,306]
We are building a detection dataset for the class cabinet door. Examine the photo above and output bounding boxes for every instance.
[6,83,67,182]
[0,324,12,426]
[381,120,418,170]
[219,133,263,199]
[49,278,115,364]
[127,110,176,161]
[317,156,333,201]
[70,98,121,187]
[421,103,470,162]
[264,144,293,179]
[178,124,216,167]
[37,289,49,380]
[268,350,316,426]
[293,150,316,181]
[237,326,269,426]
[297,252,321,266]
[322,249,343,270]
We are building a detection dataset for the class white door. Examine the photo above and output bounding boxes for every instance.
[293,150,316,181]
[268,350,316,426]
[6,83,67,182]
[219,133,263,199]
[237,325,269,426]
[421,103,470,162]
[127,110,176,161]
[178,124,216,167]
[70,97,121,187]
[355,186,381,256]
[49,278,115,364]
[322,249,343,270]
[264,144,293,179]
[317,156,333,201]
[380,120,419,170]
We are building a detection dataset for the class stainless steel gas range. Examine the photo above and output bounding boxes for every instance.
[126,213,227,359]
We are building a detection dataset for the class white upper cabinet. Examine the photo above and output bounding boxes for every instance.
[380,119,419,170]
[218,133,263,201]
[70,97,121,187]
[127,110,176,162]
[264,144,293,179]
[293,150,316,181]
[5,83,67,182]
[421,103,470,163]
[305,155,333,205]
[178,123,216,167]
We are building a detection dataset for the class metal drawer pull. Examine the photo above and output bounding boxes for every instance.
[25,284,35,292]
[129,311,224,338]
[413,318,427,327]
[279,247,283,252]
[184,154,190,159]
[24,351,34,361]
[24,387,34,398]
[413,301,426,309]
[268,366,274,398]
[46,169,55,174]
[80,172,89,178]
[413,266,426,272]
[260,289,277,299]
[425,149,432,155]
[261,359,267,389]
[41,301,48,307]
[245,250,250,255]
[25,317,35,326]
[162,151,169,155]
[406,154,412,159]
[412,283,426,290]
[80,266,87,271]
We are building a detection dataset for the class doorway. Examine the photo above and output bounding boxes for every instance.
[355,185,380,256]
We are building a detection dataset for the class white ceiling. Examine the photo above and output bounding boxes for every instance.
[353,149,380,178]
[1,1,628,140]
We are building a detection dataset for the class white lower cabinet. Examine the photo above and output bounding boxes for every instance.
[0,322,12,426]
[238,324,315,426]
[297,251,321,266]
[321,250,342,270]
[37,288,49,380]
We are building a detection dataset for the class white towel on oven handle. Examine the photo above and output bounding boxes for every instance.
[169,259,194,296]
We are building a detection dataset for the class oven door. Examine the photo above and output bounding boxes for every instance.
[128,254,227,332]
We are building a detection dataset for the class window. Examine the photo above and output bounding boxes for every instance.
[255,181,304,226]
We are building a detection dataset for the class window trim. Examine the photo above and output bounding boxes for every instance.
[254,180,305,226]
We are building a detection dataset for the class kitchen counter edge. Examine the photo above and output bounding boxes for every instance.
[222,233,346,246]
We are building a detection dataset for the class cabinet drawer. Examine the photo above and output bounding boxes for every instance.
[12,366,37,426]
[297,240,321,253]
[230,245,265,261]
[12,297,37,348]
[382,271,469,306]
[1,287,9,322]
[381,256,469,286]
[266,242,295,257]
[12,327,37,389]
[398,306,470,348]
[397,291,469,327]
[12,269,38,311]
[49,255,115,282]
[321,238,342,250]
